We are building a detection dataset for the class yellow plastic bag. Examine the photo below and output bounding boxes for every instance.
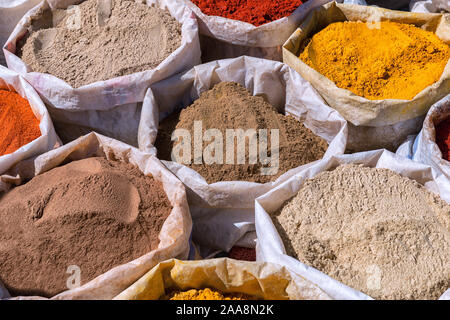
[114,258,331,300]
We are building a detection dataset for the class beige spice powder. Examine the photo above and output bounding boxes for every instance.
[272,164,450,300]
[19,0,182,88]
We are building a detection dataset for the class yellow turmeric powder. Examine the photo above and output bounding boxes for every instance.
[164,288,256,300]
[299,21,450,100]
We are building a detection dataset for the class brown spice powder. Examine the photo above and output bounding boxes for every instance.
[155,82,328,184]
[0,157,172,297]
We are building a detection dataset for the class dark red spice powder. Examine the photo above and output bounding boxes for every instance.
[191,0,305,26]
[436,117,450,161]
[228,246,256,261]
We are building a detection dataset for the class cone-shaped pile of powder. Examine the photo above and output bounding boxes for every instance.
[0,157,172,297]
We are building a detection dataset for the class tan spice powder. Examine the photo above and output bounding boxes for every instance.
[155,82,328,184]
[272,164,450,300]
[19,0,182,88]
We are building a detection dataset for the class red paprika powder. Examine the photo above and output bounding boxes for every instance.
[228,246,256,261]
[435,117,450,161]
[0,89,41,157]
[191,0,305,26]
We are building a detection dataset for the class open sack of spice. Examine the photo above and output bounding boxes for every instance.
[0,132,192,300]
[180,0,332,62]
[0,0,42,66]
[3,0,201,147]
[396,94,450,202]
[255,149,450,300]
[140,56,347,255]
[0,65,59,191]
[113,258,330,300]
[283,1,450,152]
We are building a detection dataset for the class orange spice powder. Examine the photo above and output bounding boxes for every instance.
[0,89,41,156]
